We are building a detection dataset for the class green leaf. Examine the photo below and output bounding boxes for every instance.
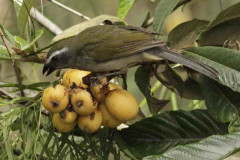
[14,29,43,51]
[153,0,180,33]
[13,0,35,35]
[199,19,240,46]
[200,77,240,123]
[198,2,240,46]
[135,66,168,114]
[53,15,125,42]
[117,0,136,19]
[185,46,240,93]
[168,19,209,49]
[209,2,240,29]
[0,23,14,44]
[119,109,228,158]
[0,45,10,60]
[144,131,240,160]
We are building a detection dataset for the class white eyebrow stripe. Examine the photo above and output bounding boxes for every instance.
[46,47,69,64]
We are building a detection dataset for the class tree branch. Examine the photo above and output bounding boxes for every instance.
[48,0,91,20]
[30,8,63,35]
[0,88,15,100]
[0,29,25,97]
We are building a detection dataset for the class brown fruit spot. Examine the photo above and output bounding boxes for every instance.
[59,111,66,119]
[76,101,84,107]
[90,112,95,120]
[51,100,59,108]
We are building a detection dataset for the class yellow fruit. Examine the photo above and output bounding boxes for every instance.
[52,113,76,132]
[105,89,139,121]
[71,88,97,115]
[59,108,77,123]
[99,103,122,128]
[42,84,69,113]
[62,69,90,88]
[108,83,122,90]
[77,109,102,133]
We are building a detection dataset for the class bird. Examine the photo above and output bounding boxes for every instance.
[42,25,218,81]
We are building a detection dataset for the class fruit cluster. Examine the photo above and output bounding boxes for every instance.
[41,69,139,133]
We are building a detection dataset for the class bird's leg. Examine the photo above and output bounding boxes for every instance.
[83,70,127,87]
[120,74,128,89]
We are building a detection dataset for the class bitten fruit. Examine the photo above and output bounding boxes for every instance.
[62,69,90,88]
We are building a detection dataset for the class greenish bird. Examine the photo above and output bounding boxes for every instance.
[43,25,218,80]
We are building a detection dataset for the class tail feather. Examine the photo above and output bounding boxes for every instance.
[148,47,219,81]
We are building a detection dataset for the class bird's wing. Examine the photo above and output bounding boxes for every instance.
[80,25,164,62]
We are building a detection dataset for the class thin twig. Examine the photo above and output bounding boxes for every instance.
[0,88,15,100]
[48,0,91,20]
[0,29,25,97]
[30,8,63,35]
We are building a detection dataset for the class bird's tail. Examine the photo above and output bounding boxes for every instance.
[147,47,219,81]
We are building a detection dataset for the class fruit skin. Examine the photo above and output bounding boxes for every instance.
[62,69,90,88]
[105,89,139,121]
[100,103,122,128]
[77,109,102,133]
[59,109,77,123]
[52,113,76,132]
[71,88,97,115]
[42,84,69,113]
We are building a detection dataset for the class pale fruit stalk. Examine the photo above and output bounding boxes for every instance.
[105,89,139,121]
[100,103,122,128]
[42,84,69,113]
[52,113,76,132]
[71,88,97,115]
[78,109,103,133]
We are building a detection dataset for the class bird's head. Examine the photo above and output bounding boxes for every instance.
[43,40,72,76]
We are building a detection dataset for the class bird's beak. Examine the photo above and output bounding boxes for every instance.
[42,64,55,76]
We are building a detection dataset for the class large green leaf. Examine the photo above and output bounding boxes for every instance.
[209,2,240,29]
[13,0,35,36]
[168,19,209,49]
[0,23,14,44]
[199,2,240,46]
[0,45,10,60]
[199,19,240,46]
[185,46,240,93]
[201,77,240,123]
[118,110,228,158]
[144,131,240,160]
[117,0,136,20]
[153,0,180,33]
[14,29,43,51]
